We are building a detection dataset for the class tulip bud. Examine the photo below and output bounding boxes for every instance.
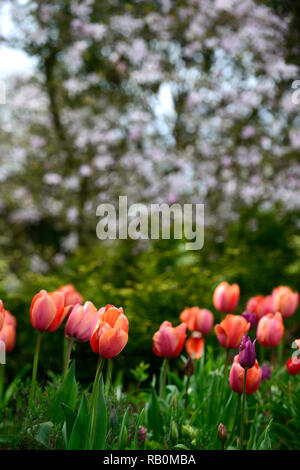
[261,363,272,381]
[238,336,256,369]
[138,426,147,445]
[183,356,195,377]
[218,423,228,442]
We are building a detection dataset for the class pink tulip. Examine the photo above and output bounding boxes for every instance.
[213,282,240,313]
[180,307,214,335]
[57,284,83,307]
[30,290,65,332]
[256,312,284,347]
[246,295,274,323]
[65,301,99,342]
[153,321,187,358]
[271,286,299,318]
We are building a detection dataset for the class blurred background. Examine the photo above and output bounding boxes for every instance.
[0,0,299,383]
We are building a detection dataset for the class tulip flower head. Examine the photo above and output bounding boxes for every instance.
[213,282,240,313]
[246,295,274,323]
[90,305,129,359]
[218,423,228,443]
[261,363,272,381]
[65,301,99,342]
[30,290,65,332]
[57,284,83,307]
[183,356,195,376]
[214,314,250,349]
[256,312,284,347]
[238,336,256,369]
[185,332,204,359]
[0,311,17,353]
[229,355,262,394]
[272,286,299,319]
[180,307,214,335]
[286,357,300,376]
[242,311,256,329]
[153,321,186,358]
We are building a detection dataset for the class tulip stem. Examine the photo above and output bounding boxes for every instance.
[239,368,247,449]
[28,332,43,410]
[159,358,169,399]
[63,338,74,378]
[184,375,191,410]
[220,349,230,407]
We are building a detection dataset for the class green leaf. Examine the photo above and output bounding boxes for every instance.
[35,421,53,448]
[118,406,129,450]
[61,403,77,448]
[247,404,258,450]
[91,374,107,450]
[67,394,89,450]
[51,361,77,424]
[146,386,163,439]
[3,365,31,407]
[134,408,145,449]
[258,419,273,450]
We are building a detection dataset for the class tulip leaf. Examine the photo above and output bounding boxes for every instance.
[91,374,107,450]
[35,421,53,448]
[247,404,258,450]
[67,394,89,450]
[52,360,77,423]
[258,419,273,450]
[133,408,145,449]
[146,386,163,439]
[118,406,129,450]
[61,403,77,448]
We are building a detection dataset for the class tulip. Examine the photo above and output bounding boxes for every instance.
[229,356,262,395]
[138,426,147,446]
[246,295,274,323]
[286,357,300,376]
[214,314,250,349]
[261,363,272,381]
[238,336,256,369]
[63,301,99,376]
[0,311,17,353]
[90,304,129,359]
[241,311,256,329]
[57,284,83,307]
[183,356,195,377]
[152,321,186,358]
[218,423,228,446]
[213,282,240,313]
[180,307,214,335]
[185,333,204,359]
[256,312,284,347]
[272,286,299,319]
[30,289,65,332]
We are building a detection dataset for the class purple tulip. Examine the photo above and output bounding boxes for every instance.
[261,363,272,381]
[238,336,256,369]
[242,311,256,329]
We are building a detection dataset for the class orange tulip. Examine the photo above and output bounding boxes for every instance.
[65,301,99,342]
[0,311,17,353]
[256,312,284,347]
[246,295,274,323]
[90,305,129,359]
[229,355,262,394]
[213,282,240,313]
[153,321,187,358]
[272,286,299,318]
[185,333,204,359]
[57,284,83,307]
[30,289,65,332]
[0,300,5,331]
[180,307,214,335]
[215,314,250,349]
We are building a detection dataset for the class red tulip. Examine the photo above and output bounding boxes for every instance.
[229,355,262,394]
[30,289,65,332]
[272,286,299,318]
[185,333,204,359]
[57,284,83,307]
[214,314,250,349]
[286,357,300,376]
[0,300,5,331]
[256,312,284,347]
[180,307,214,335]
[153,321,186,358]
[0,311,17,353]
[65,301,99,342]
[246,295,274,323]
[213,282,240,313]
[90,305,129,359]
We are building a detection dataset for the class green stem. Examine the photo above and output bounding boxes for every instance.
[220,349,230,407]
[239,368,247,449]
[28,332,43,410]
[105,359,113,395]
[184,375,191,410]
[159,358,169,399]
[90,356,105,444]
[63,338,74,378]
[227,394,241,448]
